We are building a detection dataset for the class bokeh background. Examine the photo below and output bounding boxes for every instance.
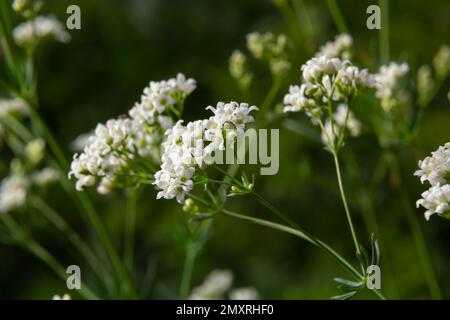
[1,0,449,299]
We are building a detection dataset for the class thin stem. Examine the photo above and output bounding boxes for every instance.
[400,188,442,299]
[325,0,348,33]
[221,208,362,280]
[388,151,442,299]
[30,195,114,292]
[259,76,282,117]
[378,0,390,64]
[373,289,387,300]
[124,187,142,271]
[179,243,198,299]
[0,214,99,300]
[332,151,361,256]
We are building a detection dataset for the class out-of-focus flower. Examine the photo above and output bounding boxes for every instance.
[321,104,361,145]
[25,138,45,165]
[0,175,29,214]
[374,62,409,112]
[316,33,353,60]
[189,270,234,300]
[31,167,59,186]
[433,45,450,79]
[246,32,290,76]
[229,50,253,90]
[417,65,434,107]
[0,98,28,119]
[229,287,260,300]
[52,294,71,300]
[13,15,70,47]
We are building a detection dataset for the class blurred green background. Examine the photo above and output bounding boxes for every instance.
[1,0,449,299]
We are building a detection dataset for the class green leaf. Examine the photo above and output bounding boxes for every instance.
[334,277,363,288]
[331,291,357,300]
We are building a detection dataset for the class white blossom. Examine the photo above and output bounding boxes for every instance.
[0,98,28,118]
[433,45,450,79]
[52,294,71,300]
[374,62,409,112]
[0,175,29,214]
[229,287,260,300]
[31,167,59,186]
[414,143,450,186]
[316,33,353,59]
[69,75,195,194]
[416,184,450,220]
[13,15,70,47]
[189,270,234,300]
[154,102,258,203]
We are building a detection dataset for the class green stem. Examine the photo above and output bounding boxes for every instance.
[30,195,114,292]
[325,0,348,33]
[400,188,442,299]
[221,208,362,280]
[343,149,400,298]
[124,187,142,271]
[259,77,282,116]
[378,0,389,64]
[179,243,199,299]
[332,151,361,256]
[0,214,99,300]
[389,151,442,299]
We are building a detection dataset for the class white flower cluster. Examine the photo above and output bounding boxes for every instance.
[69,74,196,194]
[0,98,28,119]
[154,102,258,203]
[316,33,353,59]
[52,294,71,300]
[246,32,287,59]
[374,62,409,112]
[0,175,29,214]
[321,104,361,145]
[415,142,450,220]
[13,15,70,47]
[433,45,450,79]
[129,73,196,125]
[189,269,259,300]
[283,54,370,147]
[246,32,290,75]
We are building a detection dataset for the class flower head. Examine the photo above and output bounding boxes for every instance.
[154,102,258,203]
[415,142,450,220]
[13,15,70,47]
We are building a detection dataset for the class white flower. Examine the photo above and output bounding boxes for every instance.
[154,102,258,203]
[0,98,28,118]
[25,138,46,165]
[333,104,361,137]
[316,33,353,59]
[374,62,409,112]
[13,15,70,47]
[189,270,234,300]
[0,175,29,214]
[52,294,71,300]
[31,167,59,186]
[321,104,361,145]
[229,287,260,300]
[69,75,194,194]
[433,45,450,79]
[129,73,195,125]
[416,184,450,220]
[414,143,450,186]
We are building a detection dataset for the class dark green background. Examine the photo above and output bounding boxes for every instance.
[1,0,449,299]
